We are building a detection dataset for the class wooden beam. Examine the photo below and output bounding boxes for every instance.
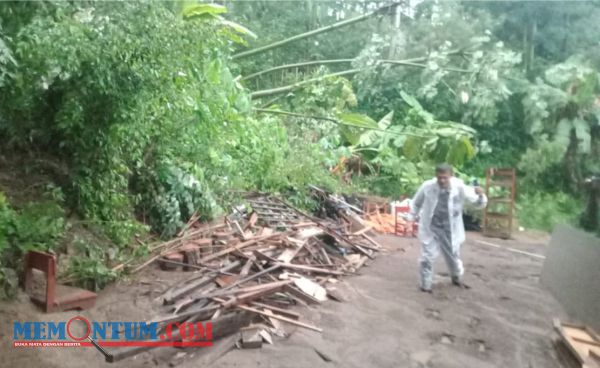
[198,232,283,263]
[233,304,322,333]
[163,261,241,304]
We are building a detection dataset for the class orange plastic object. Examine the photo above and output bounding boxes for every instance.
[394,205,417,237]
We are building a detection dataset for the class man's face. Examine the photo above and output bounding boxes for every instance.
[436,170,452,189]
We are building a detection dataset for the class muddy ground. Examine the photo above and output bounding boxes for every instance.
[0,231,569,368]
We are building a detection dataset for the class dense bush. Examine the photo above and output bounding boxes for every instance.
[0,2,252,238]
[517,192,583,232]
[0,189,68,298]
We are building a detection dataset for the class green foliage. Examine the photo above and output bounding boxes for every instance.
[0,190,68,299]
[137,164,221,238]
[0,0,597,298]
[12,200,66,252]
[520,58,600,191]
[517,192,583,231]
[346,92,478,198]
[0,1,253,240]
[0,188,67,255]
[0,192,15,254]
[67,239,118,291]
[0,34,16,88]
[518,138,568,189]
[182,3,227,18]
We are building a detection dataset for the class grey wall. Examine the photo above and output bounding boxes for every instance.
[541,224,600,332]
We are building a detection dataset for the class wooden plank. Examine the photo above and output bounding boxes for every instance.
[320,246,333,265]
[163,261,241,304]
[151,303,220,325]
[352,225,373,236]
[239,258,254,278]
[277,247,298,263]
[219,280,292,308]
[554,319,587,365]
[245,212,258,230]
[573,337,600,348]
[554,318,600,367]
[277,262,344,276]
[199,279,288,301]
[215,275,238,288]
[106,312,252,362]
[293,277,327,301]
[361,233,383,249]
[259,329,273,344]
[198,232,283,263]
[271,197,374,259]
[563,326,600,359]
[354,256,368,270]
[249,301,301,320]
[283,284,321,304]
[233,221,246,240]
[277,238,307,263]
[240,326,263,349]
[253,250,279,263]
[232,303,322,333]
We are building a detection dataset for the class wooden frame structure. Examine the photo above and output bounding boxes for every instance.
[483,168,516,239]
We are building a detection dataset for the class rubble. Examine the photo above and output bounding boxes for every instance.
[107,192,383,362]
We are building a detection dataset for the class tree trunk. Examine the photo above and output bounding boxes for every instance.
[524,18,537,77]
[564,129,582,193]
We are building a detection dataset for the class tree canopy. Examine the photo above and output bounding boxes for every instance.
[0,0,598,293]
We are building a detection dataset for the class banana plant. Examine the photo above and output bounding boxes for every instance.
[181,2,257,45]
[520,59,600,191]
[345,92,477,168]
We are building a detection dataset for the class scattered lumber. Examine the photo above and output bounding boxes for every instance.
[554,318,600,368]
[103,191,384,362]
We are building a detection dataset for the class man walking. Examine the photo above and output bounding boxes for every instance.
[410,164,487,292]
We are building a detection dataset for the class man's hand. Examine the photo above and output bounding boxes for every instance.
[474,186,484,196]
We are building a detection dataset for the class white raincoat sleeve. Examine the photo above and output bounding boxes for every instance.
[462,183,488,210]
[410,182,427,220]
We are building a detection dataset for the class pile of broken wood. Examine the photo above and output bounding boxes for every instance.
[109,194,382,362]
[553,319,600,368]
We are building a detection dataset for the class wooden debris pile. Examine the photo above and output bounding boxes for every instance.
[553,319,600,368]
[364,209,396,234]
[111,194,382,361]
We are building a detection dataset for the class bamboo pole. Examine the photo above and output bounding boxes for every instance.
[241,59,354,81]
[248,51,467,99]
[250,69,360,99]
[253,108,429,138]
[232,2,399,60]
[242,49,464,82]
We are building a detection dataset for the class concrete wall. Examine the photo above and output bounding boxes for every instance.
[541,224,600,332]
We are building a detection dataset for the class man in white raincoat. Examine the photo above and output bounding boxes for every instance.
[410,164,487,292]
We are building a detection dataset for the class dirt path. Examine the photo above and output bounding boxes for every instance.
[0,232,568,368]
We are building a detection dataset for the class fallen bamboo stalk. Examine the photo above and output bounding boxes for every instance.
[232,3,397,60]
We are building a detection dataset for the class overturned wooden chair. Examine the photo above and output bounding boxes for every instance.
[24,250,96,313]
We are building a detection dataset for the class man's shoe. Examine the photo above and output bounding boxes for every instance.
[420,286,433,293]
[452,277,471,289]
[451,276,461,285]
